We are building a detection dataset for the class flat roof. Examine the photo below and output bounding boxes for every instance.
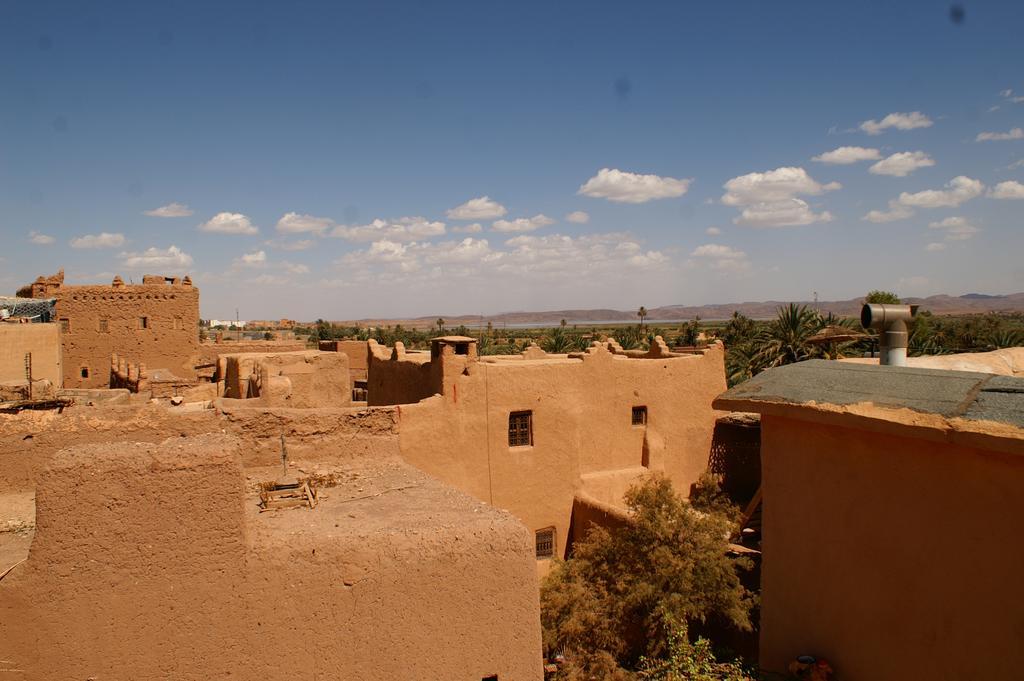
[714,360,1024,435]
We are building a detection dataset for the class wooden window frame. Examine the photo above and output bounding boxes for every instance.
[508,410,533,447]
[535,527,555,559]
[632,405,648,426]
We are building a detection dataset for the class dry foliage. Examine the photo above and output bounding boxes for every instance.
[541,474,754,679]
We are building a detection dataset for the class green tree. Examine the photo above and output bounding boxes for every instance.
[543,327,575,353]
[637,617,753,680]
[864,290,901,304]
[637,306,649,332]
[541,475,753,677]
[435,318,445,333]
[679,316,702,347]
[720,312,758,349]
[751,303,825,369]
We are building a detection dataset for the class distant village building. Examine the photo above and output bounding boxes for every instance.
[17,270,200,389]
[365,335,727,566]
[715,360,1024,681]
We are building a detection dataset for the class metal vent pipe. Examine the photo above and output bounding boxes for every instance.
[860,303,919,367]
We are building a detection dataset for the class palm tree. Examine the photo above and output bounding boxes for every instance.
[542,327,574,353]
[435,318,445,334]
[752,303,826,369]
[637,306,648,332]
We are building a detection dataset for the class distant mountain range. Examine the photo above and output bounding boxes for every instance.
[336,293,1024,328]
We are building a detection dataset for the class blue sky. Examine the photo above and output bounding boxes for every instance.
[2,0,1023,320]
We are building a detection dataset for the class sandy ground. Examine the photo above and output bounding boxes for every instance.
[0,491,34,577]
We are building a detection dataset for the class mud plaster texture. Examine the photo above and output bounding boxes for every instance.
[219,350,351,408]
[54,279,199,389]
[0,435,543,680]
[0,401,400,492]
[384,339,728,567]
[0,324,61,388]
[715,362,1024,680]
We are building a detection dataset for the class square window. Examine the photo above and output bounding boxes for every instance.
[98,319,109,333]
[80,367,89,379]
[632,406,648,426]
[138,317,149,330]
[535,527,555,559]
[59,318,70,333]
[508,411,533,447]
[173,316,183,330]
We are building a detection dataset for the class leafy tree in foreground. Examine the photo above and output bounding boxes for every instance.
[541,475,754,679]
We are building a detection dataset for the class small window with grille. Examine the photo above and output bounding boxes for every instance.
[632,405,648,426]
[138,316,149,330]
[508,410,533,447]
[173,316,183,330]
[535,527,555,559]
[59,318,70,333]
[98,319,109,333]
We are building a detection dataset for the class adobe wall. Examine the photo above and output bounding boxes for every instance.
[0,402,397,492]
[219,350,351,408]
[0,323,61,388]
[0,434,542,680]
[56,279,199,389]
[320,339,370,381]
[397,342,728,561]
[758,414,1024,680]
[366,340,440,405]
[197,339,308,365]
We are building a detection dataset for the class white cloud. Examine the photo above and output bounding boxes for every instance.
[70,232,126,249]
[246,274,290,286]
[925,242,946,252]
[863,176,984,222]
[1008,159,1024,170]
[897,176,984,208]
[812,146,882,164]
[239,250,267,266]
[929,216,978,241]
[859,111,933,136]
[492,214,556,233]
[282,262,310,274]
[330,216,446,242]
[578,168,690,203]
[721,167,838,227]
[338,232,667,281]
[976,128,1024,142]
[565,210,590,224]
[869,151,936,177]
[863,202,915,223]
[690,243,751,271]
[446,196,507,220]
[144,202,193,217]
[722,167,840,205]
[735,199,833,228]
[120,245,193,270]
[705,226,722,236]
[999,89,1024,104]
[988,180,1024,199]
[265,238,315,251]
[276,212,333,235]
[500,233,667,271]
[28,231,54,245]
[451,223,483,234]
[198,212,258,235]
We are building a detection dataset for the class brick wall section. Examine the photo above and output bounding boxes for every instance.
[55,278,199,388]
